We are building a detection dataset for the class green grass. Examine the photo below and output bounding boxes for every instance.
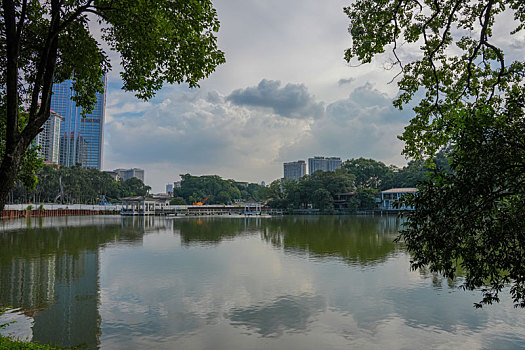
[0,335,64,349]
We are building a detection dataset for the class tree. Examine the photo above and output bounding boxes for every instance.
[343,158,394,190]
[345,0,525,307]
[174,174,265,204]
[0,0,225,212]
[170,197,186,205]
[120,177,150,197]
[268,171,355,211]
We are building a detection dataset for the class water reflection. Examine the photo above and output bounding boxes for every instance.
[174,218,248,246]
[261,215,403,265]
[173,216,403,266]
[0,216,152,348]
[229,294,325,337]
[0,215,524,350]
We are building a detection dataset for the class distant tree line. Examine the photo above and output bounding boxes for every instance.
[7,154,448,208]
[8,165,151,204]
[170,174,267,205]
[266,153,450,212]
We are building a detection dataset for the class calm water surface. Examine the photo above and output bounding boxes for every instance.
[0,215,524,349]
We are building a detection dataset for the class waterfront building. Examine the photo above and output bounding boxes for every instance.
[113,168,145,182]
[283,160,306,181]
[380,188,418,210]
[308,156,342,174]
[50,76,106,169]
[34,110,62,164]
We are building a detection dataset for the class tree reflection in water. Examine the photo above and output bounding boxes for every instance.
[174,215,404,266]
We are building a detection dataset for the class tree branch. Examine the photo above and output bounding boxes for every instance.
[2,0,20,154]
[15,0,28,42]
[23,0,61,146]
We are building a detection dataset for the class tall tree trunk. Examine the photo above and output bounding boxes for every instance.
[0,144,25,212]
[1,0,21,213]
[0,0,60,213]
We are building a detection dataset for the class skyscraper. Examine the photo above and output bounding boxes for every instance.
[283,160,306,181]
[308,156,342,174]
[50,76,107,169]
[34,110,62,164]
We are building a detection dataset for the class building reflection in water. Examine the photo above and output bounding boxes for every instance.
[1,215,406,349]
[0,216,156,349]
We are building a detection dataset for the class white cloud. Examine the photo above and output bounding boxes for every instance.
[104,85,311,189]
[104,82,411,192]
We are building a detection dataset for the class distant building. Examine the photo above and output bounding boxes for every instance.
[174,181,182,188]
[380,188,418,210]
[113,168,145,182]
[51,76,106,169]
[34,110,62,164]
[284,160,306,181]
[166,184,174,195]
[308,156,342,174]
[104,171,121,181]
[60,133,87,167]
[260,181,266,187]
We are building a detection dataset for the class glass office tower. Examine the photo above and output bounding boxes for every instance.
[50,76,107,169]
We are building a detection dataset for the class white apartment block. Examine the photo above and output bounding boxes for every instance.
[34,110,62,164]
[308,156,342,174]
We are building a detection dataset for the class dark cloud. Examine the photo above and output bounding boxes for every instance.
[338,77,355,86]
[226,79,324,119]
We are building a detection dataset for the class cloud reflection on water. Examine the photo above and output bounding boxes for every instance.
[228,294,325,337]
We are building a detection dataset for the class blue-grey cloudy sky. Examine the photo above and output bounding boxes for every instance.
[102,0,525,192]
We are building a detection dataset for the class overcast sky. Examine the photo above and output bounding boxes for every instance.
[102,0,417,192]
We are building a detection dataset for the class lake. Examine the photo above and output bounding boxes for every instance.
[1,215,524,349]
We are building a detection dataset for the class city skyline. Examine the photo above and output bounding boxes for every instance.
[50,76,107,169]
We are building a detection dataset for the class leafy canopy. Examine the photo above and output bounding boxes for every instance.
[345,0,525,307]
[0,0,225,211]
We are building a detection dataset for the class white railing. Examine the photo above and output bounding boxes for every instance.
[4,203,122,211]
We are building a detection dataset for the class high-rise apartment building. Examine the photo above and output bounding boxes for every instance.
[34,110,62,164]
[283,160,306,181]
[114,168,145,182]
[59,133,88,167]
[50,76,107,169]
[308,156,342,174]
